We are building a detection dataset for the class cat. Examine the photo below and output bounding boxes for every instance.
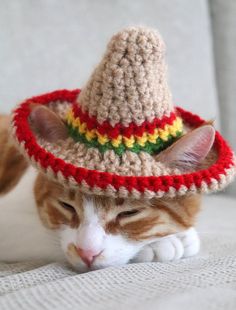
[0,107,215,272]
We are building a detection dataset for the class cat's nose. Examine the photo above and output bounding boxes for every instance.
[77,248,102,267]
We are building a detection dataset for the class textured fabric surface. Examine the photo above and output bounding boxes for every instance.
[0,195,236,310]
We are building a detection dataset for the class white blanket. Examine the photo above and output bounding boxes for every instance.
[0,195,236,310]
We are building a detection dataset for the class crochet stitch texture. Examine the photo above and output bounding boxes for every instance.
[10,26,236,199]
[78,27,172,127]
[66,27,183,156]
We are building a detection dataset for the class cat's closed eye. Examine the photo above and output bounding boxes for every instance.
[59,201,75,213]
[117,209,140,219]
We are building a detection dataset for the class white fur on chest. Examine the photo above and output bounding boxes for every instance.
[0,167,63,262]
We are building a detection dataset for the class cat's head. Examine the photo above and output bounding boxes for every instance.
[30,106,215,271]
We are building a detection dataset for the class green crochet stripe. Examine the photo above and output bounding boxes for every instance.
[67,124,182,156]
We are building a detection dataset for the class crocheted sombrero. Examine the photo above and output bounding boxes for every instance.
[11,27,236,199]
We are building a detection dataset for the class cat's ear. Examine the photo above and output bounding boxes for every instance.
[29,105,69,142]
[157,125,215,172]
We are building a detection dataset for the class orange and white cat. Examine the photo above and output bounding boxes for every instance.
[0,108,215,272]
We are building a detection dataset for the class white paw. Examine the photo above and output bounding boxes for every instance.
[177,227,200,258]
[151,235,184,262]
[132,245,154,263]
[132,227,200,263]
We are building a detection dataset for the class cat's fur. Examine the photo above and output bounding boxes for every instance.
[0,110,215,272]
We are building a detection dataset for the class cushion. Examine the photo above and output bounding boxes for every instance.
[0,194,236,309]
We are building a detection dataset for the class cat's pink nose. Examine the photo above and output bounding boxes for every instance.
[77,248,102,267]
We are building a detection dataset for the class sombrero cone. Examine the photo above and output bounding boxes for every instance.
[11,27,236,199]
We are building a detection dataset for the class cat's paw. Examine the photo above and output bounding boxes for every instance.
[132,227,200,263]
[131,244,155,263]
[152,227,200,262]
[177,227,200,258]
[132,237,183,263]
[151,235,184,262]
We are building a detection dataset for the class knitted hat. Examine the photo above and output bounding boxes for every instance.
[69,27,179,157]
[11,27,236,199]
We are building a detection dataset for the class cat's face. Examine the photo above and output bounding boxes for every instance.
[30,105,215,271]
[34,174,201,271]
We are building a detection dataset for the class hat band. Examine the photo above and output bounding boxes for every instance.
[66,106,183,156]
[70,103,180,138]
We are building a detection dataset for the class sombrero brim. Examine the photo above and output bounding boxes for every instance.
[11,89,236,199]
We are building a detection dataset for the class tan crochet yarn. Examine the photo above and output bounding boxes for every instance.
[10,26,236,199]
[35,27,184,178]
[38,132,181,177]
[78,27,173,127]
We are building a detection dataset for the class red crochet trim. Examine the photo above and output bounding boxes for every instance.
[72,103,178,139]
[13,89,235,194]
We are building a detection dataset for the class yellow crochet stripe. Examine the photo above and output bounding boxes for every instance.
[66,110,183,148]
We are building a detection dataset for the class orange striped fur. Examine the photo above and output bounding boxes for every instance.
[0,115,28,196]
[34,172,201,241]
[0,110,201,242]
[0,113,202,270]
